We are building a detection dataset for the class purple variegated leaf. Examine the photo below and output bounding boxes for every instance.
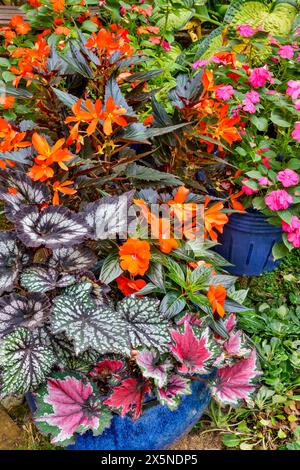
[15,206,89,249]
[169,322,220,374]
[210,349,262,407]
[0,232,25,295]
[157,375,191,410]
[49,246,97,273]
[83,191,135,240]
[90,358,125,385]
[21,267,75,293]
[223,313,237,333]
[223,330,252,358]
[0,170,50,222]
[176,312,202,327]
[34,371,112,446]
[136,350,173,388]
[0,292,50,338]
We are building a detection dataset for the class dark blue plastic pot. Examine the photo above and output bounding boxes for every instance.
[26,379,211,450]
[213,210,282,276]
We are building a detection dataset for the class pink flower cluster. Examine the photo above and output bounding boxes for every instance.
[286,80,300,100]
[236,24,256,38]
[215,85,234,101]
[277,169,299,187]
[282,216,300,248]
[265,189,293,211]
[278,45,294,59]
[291,122,300,143]
[248,66,273,88]
[242,90,260,113]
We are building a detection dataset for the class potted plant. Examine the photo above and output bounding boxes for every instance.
[157,22,300,276]
[0,2,261,450]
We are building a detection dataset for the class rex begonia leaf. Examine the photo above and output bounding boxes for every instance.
[157,375,191,410]
[49,333,99,373]
[49,246,97,273]
[83,191,135,240]
[136,350,173,388]
[90,358,125,383]
[210,350,262,407]
[51,294,129,355]
[15,206,89,249]
[0,232,25,295]
[117,297,171,353]
[169,322,220,374]
[103,377,150,420]
[34,371,112,446]
[21,267,75,293]
[0,293,51,338]
[0,170,50,222]
[0,327,55,397]
[216,314,252,361]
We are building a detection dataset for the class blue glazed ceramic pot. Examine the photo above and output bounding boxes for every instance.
[213,210,282,276]
[26,379,211,450]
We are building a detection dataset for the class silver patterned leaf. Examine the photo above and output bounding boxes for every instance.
[0,232,25,295]
[49,333,99,373]
[83,191,135,240]
[0,327,55,396]
[0,170,51,222]
[49,246,97,273]
[21,267,75,293]
[117,297,171,353]
[0,293,51,338]
[15,206,89,249]
[51,295,130,356]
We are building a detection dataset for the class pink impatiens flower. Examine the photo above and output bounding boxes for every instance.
[278,45,294,59]
[248,66,273,88]
[277,169,299,188]
[286,80,300,100]
[294,100,300,111]
[236,24,256,37]
[258,177,272,186]
[191,59,209,69]
[162,40,171,51]
[291,122,300,142]
[282,216,300,248]
[245,90,260,104]
[241,178,259,196]
[265,189,293,210]
[215,85,234,101]
[242,99,256,113]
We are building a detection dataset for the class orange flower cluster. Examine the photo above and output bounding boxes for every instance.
[207,284,227,317]
[203,195,228,241]
[10,37,50,87]
[0,119,31,169]
[65,96,128,143]
[0,15,31,46]
[28,133,73,181]
[85,26,134,58]
[119,239,151,277]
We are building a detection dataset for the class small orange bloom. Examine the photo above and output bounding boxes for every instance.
[65,99,103,136]
[204,195,228,241]
[54,26,71,35]
[9,16,31,35]
[102,96,128,136]
[51,0,65,12]
[207,284,226,317]
[116,275,146,297]
[119,239,150,277]
[0,96,15,109]
[52,180,77,205]
[31,133,73,171]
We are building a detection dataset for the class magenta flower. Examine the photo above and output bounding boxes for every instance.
[277,169,299,188]
[291,122,300,142]
[248,66,273,88]
[265,189,293,210]
[261,156,272,169]
[278,45,294,59]
[162,40,171,52]
[241,178,259,196]
[245,90,260,104]
[258,177,272,186]
[236,24,256,37]
[242,99,256,113]
[215,85,234,101]
[191,59,209,69]
[282,217,300,248]
[294,100,300,111]
[286,80,300,100]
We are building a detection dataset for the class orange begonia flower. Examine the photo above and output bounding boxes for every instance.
[31,133,73,171]
[52,180,77,205]
[116,275,146,297]
[65,99,103,136]
[28,163,55,182]
[119,238,150,277]
[9,16,31,35]
[51,0,65,12]
[204,195,229,241]
[54,26,71,35]
[0,96,15,109]
[102,96,128,136]
[229,191,245,212]
[207,284,227,317]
